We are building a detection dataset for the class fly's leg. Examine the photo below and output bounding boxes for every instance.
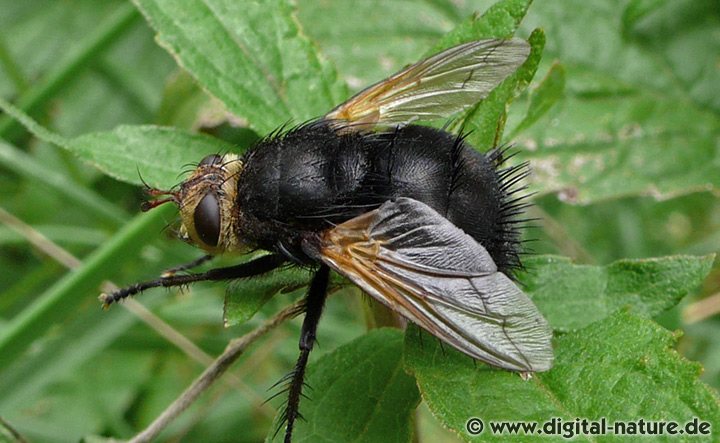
[161,254,214,277]
[276,265,329,442]
[100,254,287,308]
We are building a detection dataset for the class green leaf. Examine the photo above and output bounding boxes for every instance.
[133,0,346,134]
[0,140,127,227]
[431,0,532,52]
[224,268,349,327]
[297,0,468,91]
[69,125,235,189]
[269,328,420,443]
[520,254,715,331]
[422,0,540,149]
[515,88,720,203]
[223,266,311,327]
[0,96,228,189]
[405,311,720,442]
[509,61,565,137]
[155,70,212,128]
[513,0,720,203]
[0,95,71,147]
[458,29,545,150]
[621,0,670,34]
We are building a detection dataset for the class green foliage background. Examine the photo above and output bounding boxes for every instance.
[0,0,719,442]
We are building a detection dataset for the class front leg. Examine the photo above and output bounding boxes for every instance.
[100,254,287,308]
[161,254,214,277]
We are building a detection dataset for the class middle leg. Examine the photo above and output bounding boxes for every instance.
[279,265,330,442]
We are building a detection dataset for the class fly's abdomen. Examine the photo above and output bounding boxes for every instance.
[237,122,525,274]
[364,126,457,213]
[363,125,524,275]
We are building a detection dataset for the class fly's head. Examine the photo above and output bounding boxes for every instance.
[142,153,245,254]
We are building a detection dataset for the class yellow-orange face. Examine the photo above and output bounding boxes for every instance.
[144,153,245,254]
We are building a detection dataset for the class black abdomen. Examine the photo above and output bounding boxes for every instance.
[236,122,523,274]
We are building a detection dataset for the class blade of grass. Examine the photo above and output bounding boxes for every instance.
[0,203,173,370]
[0,4,139,139]
[0,225,108,247]
[0,262,63,313]
[0,36,29,92]
[0,293,148,411]
[0,206,276,420]
[0,141,127,227]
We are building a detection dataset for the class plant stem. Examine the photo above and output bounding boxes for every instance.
[130,300,304,443]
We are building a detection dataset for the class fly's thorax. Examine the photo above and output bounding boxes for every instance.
[175,153,246,254]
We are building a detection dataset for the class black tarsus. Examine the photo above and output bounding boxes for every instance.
[276,265,330,443]
[99,254,287,308]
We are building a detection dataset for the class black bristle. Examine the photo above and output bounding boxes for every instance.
[489,147,533,278]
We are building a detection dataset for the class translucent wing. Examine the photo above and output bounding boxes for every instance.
[325,38,530,130]
[302,198,553,372]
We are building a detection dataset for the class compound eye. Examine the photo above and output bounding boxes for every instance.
[193,192,221,247]
[199,154,223,166]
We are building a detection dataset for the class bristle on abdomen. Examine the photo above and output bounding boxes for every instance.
[486,145,534,276]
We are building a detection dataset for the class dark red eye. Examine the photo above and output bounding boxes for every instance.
[199,154,222,166]
[193,193,220,246]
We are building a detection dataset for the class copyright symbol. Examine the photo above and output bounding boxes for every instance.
[466,417,484,435]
